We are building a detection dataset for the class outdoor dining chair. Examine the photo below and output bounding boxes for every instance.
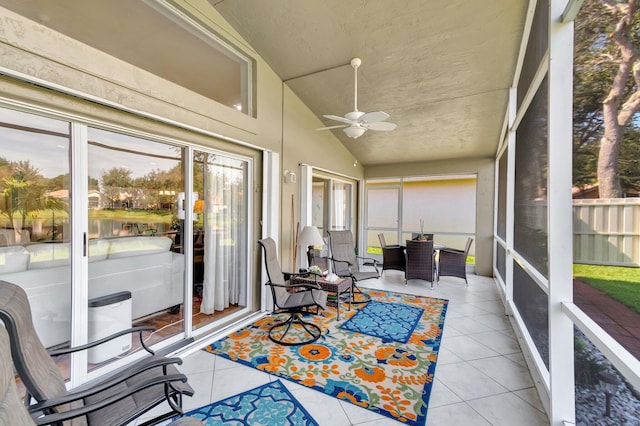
[404,239,436,287]
[438,237,474,286]
[378,233,405,275]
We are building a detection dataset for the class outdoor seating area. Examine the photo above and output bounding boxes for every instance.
[146,267,548,425]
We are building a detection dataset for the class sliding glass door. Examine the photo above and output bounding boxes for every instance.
[192,149,249,331]
[1,104,255,386]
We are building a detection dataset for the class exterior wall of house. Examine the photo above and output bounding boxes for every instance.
[0,4,364,272]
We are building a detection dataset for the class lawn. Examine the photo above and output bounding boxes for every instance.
[573,263,640,314]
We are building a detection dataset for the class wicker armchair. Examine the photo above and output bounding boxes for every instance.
[378,233,405,275]
[404,240,436,287]
[438,237,474,286]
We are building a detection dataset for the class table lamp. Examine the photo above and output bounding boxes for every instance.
[298,226,324,269]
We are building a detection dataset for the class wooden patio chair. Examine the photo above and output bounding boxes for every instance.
[258,238,328,346]
[0,280,195,426]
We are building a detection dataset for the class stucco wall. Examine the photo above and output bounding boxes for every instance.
[0,4,364,271]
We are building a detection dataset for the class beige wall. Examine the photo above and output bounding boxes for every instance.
[366,158,495,277]
[0,5,493,276]
[0,4,363,272]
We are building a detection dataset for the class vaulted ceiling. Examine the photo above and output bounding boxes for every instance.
[212,0,528,165]
[1,0,528,166]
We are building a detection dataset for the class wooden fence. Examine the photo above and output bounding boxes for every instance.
[573,198,640,267]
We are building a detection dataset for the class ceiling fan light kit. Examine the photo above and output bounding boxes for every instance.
[316,58,397,139]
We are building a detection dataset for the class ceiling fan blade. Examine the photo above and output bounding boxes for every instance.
[359,111,390,123]
[323,114,353,124]
[316,124,348,131]
[364,121,397,131]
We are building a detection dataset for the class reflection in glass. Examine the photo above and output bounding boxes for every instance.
[88,127,185,351]
[0,107,71,381]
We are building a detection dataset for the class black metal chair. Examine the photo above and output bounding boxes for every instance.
[378,233,405,275]
[0,280,194,426]
[258,238,328,346]
[438,237,474,286]
[404,240,436,287]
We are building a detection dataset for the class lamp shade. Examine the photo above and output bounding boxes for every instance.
[298,226,324,248]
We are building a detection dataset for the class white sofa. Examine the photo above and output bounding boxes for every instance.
[0,236,184,348]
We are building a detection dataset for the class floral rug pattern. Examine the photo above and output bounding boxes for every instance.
[204,289,448,426]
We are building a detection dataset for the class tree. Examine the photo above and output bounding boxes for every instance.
[101,167,133,208]
[576,0,640,198]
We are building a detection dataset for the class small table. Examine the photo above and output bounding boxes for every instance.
[292,275,352,320]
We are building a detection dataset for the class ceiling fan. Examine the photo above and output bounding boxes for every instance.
[317,58,397,139]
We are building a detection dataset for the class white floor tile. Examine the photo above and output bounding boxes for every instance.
[467,330,521,355]
[467,392,549,426]
[440,334,501,361]
[426,402,492,426]
[167,273,549,426]
[467,356,535,391]
[436,361,510,401]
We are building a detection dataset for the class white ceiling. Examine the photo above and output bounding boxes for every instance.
[212,0,529,165]
[1,0,529,166]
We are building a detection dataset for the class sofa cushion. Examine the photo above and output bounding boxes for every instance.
[0,246,29,273]
[107,236,172,259]
[26,243,71,269]
[88,239,110,262]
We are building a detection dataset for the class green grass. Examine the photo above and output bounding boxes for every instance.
[573,263,640,314]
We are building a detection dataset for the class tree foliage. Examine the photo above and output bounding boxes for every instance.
[574,0,640,197]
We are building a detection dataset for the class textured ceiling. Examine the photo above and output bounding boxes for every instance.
[212,0,528,165]
[1,0,528,166]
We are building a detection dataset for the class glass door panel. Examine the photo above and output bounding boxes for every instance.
[87,127,185,362]
[0,107,72,382]
[366,186,400,259]
[192,150,248,331]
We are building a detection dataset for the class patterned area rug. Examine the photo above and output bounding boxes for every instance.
[204,289,448,426]
[179,380,318,425]
[339,300,424,343]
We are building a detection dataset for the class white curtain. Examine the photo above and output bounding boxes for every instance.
[200,154,245,314]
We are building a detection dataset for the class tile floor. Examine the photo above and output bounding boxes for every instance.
[135,272,550,425]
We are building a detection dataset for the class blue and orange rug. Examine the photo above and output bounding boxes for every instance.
[179,380,317,425]
[204,289,448,426]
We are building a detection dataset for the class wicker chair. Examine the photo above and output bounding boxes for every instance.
[0,280,195,426]
[378,233,405,275]
[258,238,328,346]
[327,230,379,303]
[438,237,474,286]
[404,240,436,287]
